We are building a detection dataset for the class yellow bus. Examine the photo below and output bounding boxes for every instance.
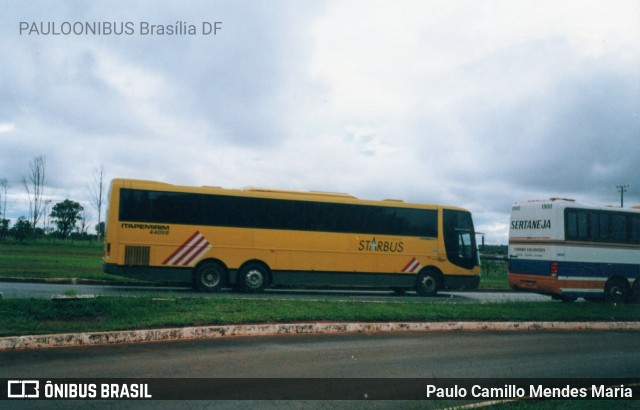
[103,179,480,295]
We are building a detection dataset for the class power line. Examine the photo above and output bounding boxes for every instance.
[616,184,629,207]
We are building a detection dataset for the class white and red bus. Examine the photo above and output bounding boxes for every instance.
[508,198,640,302]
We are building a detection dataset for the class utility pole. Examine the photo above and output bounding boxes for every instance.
[616,184,629,207]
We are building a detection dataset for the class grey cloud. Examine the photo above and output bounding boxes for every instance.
[1,0,639,243]
[457,43,639,198]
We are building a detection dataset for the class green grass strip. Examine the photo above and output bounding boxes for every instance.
[0,297,637,337]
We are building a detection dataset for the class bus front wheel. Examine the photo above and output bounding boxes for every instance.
[416,269,441,297]
[604,277,630,303]
[239,263,269,293]
[193,261,227,292]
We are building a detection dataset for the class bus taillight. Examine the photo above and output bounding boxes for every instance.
[550,261,559,276]
[106,243,111,258]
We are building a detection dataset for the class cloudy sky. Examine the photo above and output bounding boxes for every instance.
[1,0,639,244]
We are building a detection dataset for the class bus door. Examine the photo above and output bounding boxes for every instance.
[443,209,478,270]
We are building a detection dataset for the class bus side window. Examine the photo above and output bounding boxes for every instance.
[566,211,575,239]
[599,212,610,242]
[612,214,628,243]
[631,216,640,244]
[566,210,588,240]
[590,211,599,241]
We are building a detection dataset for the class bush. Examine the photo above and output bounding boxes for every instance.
[10,217,32,242]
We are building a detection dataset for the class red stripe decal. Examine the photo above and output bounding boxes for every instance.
[180,237,209,266]
[402,258,420,273]
[162,231,209,266]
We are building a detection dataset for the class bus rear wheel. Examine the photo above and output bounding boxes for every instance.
[239,263,269,293]
[193,261,227,292]
[416,269,441,297]
[556,295,577,303]
[604,277,630,303]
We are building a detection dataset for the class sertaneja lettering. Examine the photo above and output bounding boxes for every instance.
[510,220,551,230]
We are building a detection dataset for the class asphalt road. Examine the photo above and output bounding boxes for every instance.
[1,331,638,408]
[3,330,638,379]
[0,281,550,302]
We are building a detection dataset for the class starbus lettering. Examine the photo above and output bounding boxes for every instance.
[358,237,404,253]
[510,219,551,230]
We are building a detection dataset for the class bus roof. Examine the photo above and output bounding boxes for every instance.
[110,178,469,211]
[514,198,640,213]
[244,187,357,199]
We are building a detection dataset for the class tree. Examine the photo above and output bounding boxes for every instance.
[50,199,84,238]
[0,218,9,239]
[89,165,106,239]
[95,221,105,238]
[11,217,32,242]
[0,177,8,220]
[0,179,7,239]
[23,155,46,228]
[78,208,90,235]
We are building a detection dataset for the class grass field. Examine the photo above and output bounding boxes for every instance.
[0,240,114,281]
[0,240,510,288]
[478,257,509,288]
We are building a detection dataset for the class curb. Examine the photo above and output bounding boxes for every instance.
[1,321,639,351]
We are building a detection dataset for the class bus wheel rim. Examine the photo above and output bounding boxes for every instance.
[246,269,264,288]
[422,276,435,291]
[605,277,629,302]
[202,270,220,287]
[609,285,625,301]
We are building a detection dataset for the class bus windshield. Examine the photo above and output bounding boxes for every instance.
[443,209,478,269]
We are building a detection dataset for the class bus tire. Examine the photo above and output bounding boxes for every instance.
[631,282,640,304]
[604,277,630,303]
[416,269,441,297]
[239,263,269,293]
[193,261,227,292]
